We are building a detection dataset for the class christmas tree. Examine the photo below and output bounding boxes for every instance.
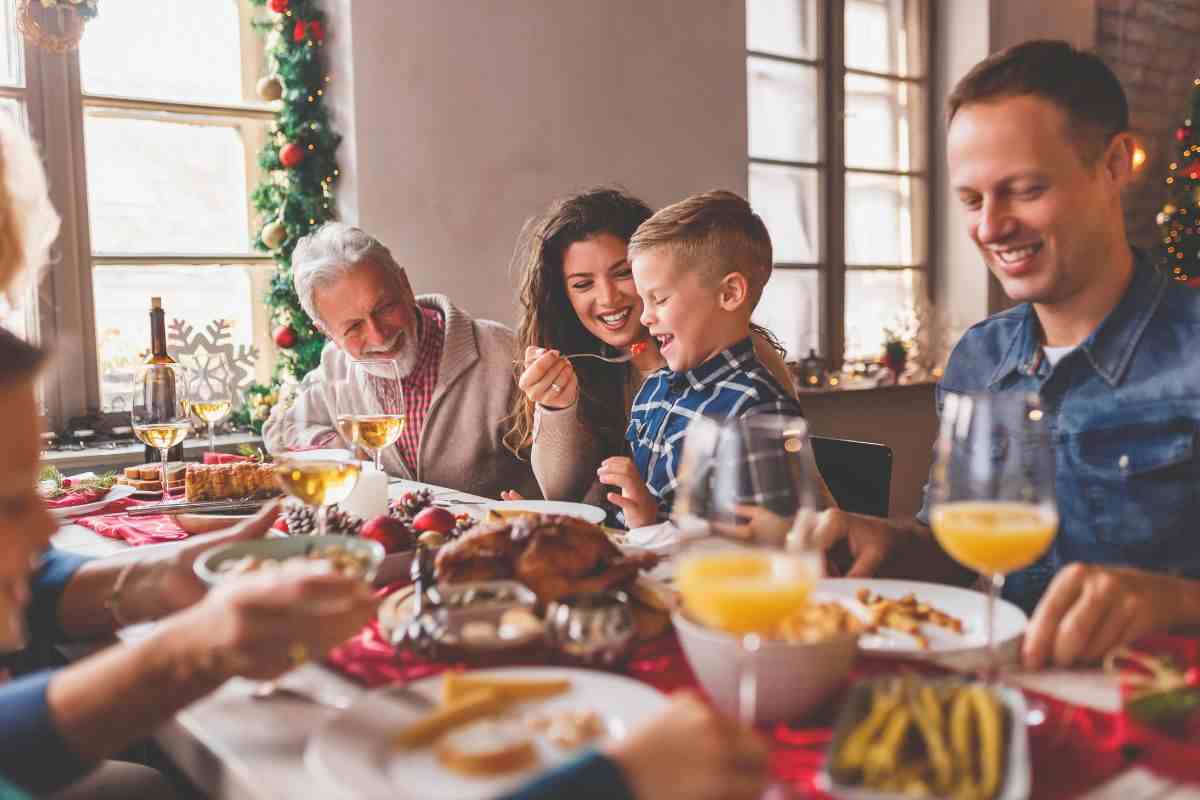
[235,0,341,432]
[1156,76,1200,287]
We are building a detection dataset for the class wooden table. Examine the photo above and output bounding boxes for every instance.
[51,478,1137,800]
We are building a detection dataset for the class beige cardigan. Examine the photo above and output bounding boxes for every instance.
[263,294,540,499]
[531,335,799,503]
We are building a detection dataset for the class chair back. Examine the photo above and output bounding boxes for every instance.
[811,436,893,518]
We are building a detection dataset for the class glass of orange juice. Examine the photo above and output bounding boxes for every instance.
[673,414,821,723]
[929,392,1057,679]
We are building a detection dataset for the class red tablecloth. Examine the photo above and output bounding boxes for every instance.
[326,587,1200,799]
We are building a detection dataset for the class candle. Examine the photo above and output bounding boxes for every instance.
[338,462,388,521]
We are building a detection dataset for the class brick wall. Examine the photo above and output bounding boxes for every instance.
[1096,0,1200,249]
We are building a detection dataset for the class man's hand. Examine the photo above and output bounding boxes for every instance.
[607,692,769,800]
[813,508,895,577]
[1022,563,1199,669]
[597,457,658,528]
[517,347,578,410]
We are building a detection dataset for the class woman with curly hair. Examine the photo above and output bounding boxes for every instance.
[503,187,811,515]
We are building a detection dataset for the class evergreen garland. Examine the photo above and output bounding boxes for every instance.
[235,0,340,433]
[1156,77,1200,286]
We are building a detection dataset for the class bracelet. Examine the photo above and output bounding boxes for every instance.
[103,560,139,628]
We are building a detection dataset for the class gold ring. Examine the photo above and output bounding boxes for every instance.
[550,382,561,392]
[287,642,308,667]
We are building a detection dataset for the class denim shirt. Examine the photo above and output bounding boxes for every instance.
[917,251,1200,614]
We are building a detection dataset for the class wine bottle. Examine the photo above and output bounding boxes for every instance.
[144,297,184,463]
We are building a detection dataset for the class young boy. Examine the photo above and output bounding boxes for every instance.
[597,190,803,527]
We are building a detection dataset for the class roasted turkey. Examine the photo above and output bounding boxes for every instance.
[434,514,659,605]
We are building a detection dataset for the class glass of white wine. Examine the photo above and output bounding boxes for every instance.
[187,370,233,454]
[273,456,362,536]
[334,359,406,473]
[131,364,191,500]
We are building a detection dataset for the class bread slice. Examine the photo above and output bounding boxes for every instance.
[136,464,159,480]
[434,720,538,777]
[123,465,142,479]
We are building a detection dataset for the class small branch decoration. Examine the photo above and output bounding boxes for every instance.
[17,0,97,53]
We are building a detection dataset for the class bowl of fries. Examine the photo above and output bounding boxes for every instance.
[672,601,862,723]
[819,676,1030,800]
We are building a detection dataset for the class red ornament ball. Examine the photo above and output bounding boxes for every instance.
[293,19,306,42]
[272,516,289,533]
[1188,167,1200,181]
[1185,666,1200,688]
[268,0,288,12]
[1177,126,1192,142]
[279,142,305,168]
[273,324,297,349]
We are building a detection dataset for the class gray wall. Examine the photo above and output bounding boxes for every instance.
[333,0,746,328]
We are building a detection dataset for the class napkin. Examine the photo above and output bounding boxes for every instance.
[625,520,705,553]
[44,487,106,509]
[74,498,191,546]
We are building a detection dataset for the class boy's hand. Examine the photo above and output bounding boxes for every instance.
[597,457,658,528]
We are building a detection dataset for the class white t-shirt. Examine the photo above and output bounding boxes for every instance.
[1042,345,1075,367]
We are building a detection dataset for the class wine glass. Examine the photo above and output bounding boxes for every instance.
[131,364,191,500]
[928,392,1058,681]
[673,413,821,724]
[335,359,406,473]
[187,366,233,454]
[273,455,362,537]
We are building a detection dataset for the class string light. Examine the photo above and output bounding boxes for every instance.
[1131,143,1148,171]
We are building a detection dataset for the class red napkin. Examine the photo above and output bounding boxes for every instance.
[202,452,252,465]
[43,488,106,509]
[73,498,191,546]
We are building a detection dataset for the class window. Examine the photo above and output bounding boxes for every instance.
[747,0,931,367]
[2,0,276,422]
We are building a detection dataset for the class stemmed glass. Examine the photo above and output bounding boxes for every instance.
[673,414,821,724]
[130,364,191,500]
[273,455,362,537]
[928,392,1058,680]
[187,365,233,453]
[334,359,406,472]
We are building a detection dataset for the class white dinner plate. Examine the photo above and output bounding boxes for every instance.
[814,577,1028,659]
[47,484,138,519]
[479,500,606,525]
[305,666,668,800]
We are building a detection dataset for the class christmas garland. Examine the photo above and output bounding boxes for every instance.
[1156,76,1200,286]
[236,0,341,433]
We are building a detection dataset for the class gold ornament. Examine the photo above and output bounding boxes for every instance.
[256,75,283,102]
[261,220,287,250]
[1164,204,1177,215]
[16,0,85,53]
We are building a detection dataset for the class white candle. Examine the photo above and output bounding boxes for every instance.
[339,463,388,521]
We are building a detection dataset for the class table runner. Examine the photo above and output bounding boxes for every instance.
[325,587,1200,799]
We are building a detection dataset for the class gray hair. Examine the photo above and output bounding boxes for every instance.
[291,222,405,328]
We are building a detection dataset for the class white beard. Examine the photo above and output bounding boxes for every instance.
[360,326,419,379]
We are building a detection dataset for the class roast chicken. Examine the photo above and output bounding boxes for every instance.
[434,514,659,605]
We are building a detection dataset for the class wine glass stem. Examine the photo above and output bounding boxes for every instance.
[738,633,761,725]
[316,504,329,537]
[984,571,1005,683]
[159,447,170,500]
[208,423,216,453]
[373,448,382,472]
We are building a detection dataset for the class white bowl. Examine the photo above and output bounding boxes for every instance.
[672,610,858,724]
[194,534,385,586]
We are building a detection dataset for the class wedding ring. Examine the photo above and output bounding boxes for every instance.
[550,382,562,392]
[287,642,309,667]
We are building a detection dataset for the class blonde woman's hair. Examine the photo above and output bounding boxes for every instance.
[0,111,59,304]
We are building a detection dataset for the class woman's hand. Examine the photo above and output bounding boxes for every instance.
[518,346,578,410]
[597,456,658,528]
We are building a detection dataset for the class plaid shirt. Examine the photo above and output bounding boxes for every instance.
[368,306,444,474]
[624,337,803,524]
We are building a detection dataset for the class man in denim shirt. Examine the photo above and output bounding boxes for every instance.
[817,40,1200,669]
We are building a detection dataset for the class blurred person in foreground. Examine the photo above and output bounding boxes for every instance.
[262,222,539,499]
[815,40,1200,668]
[0,117,766,800]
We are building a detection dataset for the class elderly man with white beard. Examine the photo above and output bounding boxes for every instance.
[263,222,539,499]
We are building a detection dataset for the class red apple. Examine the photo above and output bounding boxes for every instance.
[361,515,414,554]
[412,506,456,535]
[272,516,289,533]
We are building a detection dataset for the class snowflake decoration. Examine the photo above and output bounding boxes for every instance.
[167,319,259,409]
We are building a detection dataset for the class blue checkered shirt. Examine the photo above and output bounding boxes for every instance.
[623,337,803,524]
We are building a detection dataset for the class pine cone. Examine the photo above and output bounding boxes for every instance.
[282,500,316,535]
[325,504,364,537]
[393,489,433,519]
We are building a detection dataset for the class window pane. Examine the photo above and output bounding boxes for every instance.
[750,163,820,263]
[845,173,926,265]
[753,268,820,361]
[845,74,926,171]
[845,0,925,77]
[80,0,257,105]
[844,269,924,362]
[0,0,22,88]
[748,56,819,163]
[746,0,817,60]
[93,265,274,412]
[84,109,266,255]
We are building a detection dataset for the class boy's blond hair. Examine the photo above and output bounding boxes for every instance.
[628,190,772,305]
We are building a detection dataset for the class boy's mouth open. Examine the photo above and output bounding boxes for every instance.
[654,333,674,354]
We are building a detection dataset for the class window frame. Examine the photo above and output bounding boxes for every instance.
[12,1,276,429]
[748,0,936,370]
